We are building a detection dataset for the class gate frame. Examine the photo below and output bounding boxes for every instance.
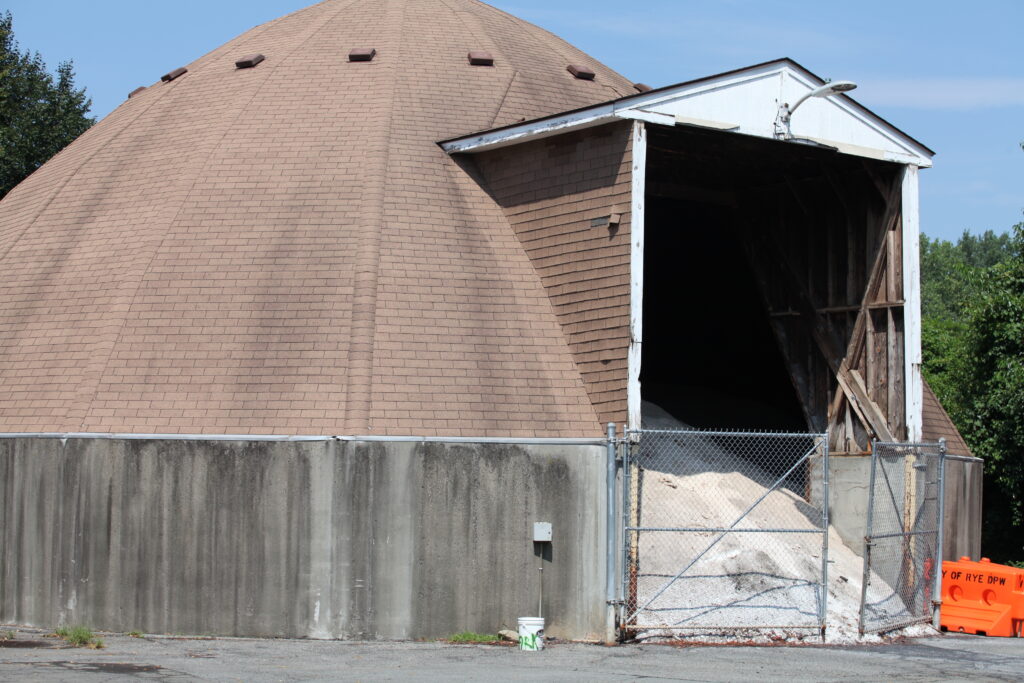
[858,438,947,634]
[617,427,829,640]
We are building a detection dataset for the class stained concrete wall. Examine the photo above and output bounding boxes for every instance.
[0,438,607,640]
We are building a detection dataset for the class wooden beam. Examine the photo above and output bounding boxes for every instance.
[843,175,903,367]
[739,216,893,439]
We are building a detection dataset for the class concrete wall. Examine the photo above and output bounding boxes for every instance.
[0,438,607,641]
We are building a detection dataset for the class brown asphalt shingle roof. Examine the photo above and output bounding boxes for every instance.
[0,0,635,436]
[921,380,973,457]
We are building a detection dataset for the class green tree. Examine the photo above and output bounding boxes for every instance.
[0,11,93,199]
[954,225,1024,562]
[920,230,1012,321]
[920,224,1023,563]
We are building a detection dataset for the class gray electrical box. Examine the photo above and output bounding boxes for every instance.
[533,522,552,542]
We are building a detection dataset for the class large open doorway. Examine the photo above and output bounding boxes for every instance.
[638,124,906,449]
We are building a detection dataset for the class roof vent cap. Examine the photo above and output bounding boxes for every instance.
[235,54,265,69]
[349,48,377,62]
[128,86,147,99]
[161,67,188,83]
[567,64,595,80]
[468,51,494,66]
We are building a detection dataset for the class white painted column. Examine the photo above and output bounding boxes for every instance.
[627,121,647,433]
[902,164,923,442]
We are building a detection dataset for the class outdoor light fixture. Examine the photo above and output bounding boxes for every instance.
[775,80,858,139]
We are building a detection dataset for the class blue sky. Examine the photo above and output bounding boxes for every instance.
[4,0,1021,241]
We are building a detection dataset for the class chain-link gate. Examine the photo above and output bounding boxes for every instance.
[621,429,829,638]
[859,440,946,634]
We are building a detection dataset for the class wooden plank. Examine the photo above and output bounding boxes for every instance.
[627,121,646,433]
[843,174,902,369]
[889,308,906,439]
[886,229,899,303]
[846,367,895,441]
[865,304,877,396]
[844,403,856,452]
[902,165,924,441]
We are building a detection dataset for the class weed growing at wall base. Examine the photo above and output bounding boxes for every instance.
[447,631,500,644]
[53,626,104,649]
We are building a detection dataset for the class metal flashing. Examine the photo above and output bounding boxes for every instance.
[0,432,606,446]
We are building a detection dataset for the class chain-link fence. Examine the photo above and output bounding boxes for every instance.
[859,441,945,634]
[621,429,829,637]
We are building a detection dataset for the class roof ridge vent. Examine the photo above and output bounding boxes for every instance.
[161,67,188,83]
[349,48,377,62]
[128,86,147,99]
[235,54,266,69]
[468,51,494,66]
[567,64,595,81]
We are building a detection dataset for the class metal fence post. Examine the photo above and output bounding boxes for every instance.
[820,436,830,641]
[606,422,618,641]
[934,438,947,629]
[859,440,879,635]
[620,433,634,633]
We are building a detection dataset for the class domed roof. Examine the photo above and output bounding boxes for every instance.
[0,0,634,436]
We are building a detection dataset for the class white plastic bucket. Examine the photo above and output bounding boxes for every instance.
[518,617,545,651]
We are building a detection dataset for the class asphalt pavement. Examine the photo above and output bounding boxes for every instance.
[1,627,1022,682]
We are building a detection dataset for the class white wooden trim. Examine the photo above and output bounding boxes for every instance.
[902,165,924,442]
[441,108,618,153]
[628,121,647,433]
[441,60,934,166]
[674,114,739,131]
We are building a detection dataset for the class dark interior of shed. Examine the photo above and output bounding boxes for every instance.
[640,124,900,439]
[642,196,806,431]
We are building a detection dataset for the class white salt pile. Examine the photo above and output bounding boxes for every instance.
[632,401,936,644]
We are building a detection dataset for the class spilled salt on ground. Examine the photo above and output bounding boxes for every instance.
[632,401,936,645]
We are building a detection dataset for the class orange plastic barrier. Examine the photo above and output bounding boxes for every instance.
[940,557,1024,637]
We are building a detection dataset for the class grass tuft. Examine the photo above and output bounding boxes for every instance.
[52,626,103,648]
[448,631,500,643]
[127,631,143,638]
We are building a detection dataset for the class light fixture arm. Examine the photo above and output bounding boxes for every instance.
[774,80,858,139]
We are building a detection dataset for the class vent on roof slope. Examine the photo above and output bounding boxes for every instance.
[128,86,147,99]
[235,54,265,69]
[468,51,494,66]
[567,64,595,80]
[162,67,188,83]
[633,83,652,93]
[349,48,376,62]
